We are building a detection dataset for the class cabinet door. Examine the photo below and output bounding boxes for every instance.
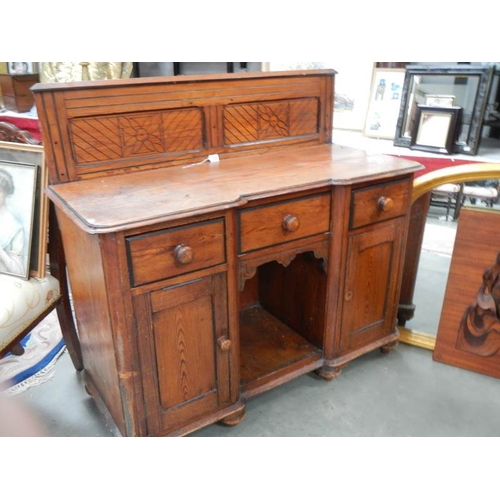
[340,219,405,353]
[134,273,233,435]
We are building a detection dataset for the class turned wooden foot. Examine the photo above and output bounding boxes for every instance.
[316,364,346,381]
[397,303,416,327]
[380,340,399,354]
[220,406,246,427]
[10,343,25,356]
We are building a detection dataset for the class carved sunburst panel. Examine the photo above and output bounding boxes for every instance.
[258,102,289,139]
[120,114,164,157]
[70,108,205,166]
[223,98,319,146]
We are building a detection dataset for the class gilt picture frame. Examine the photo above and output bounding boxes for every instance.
[0,142,47,279]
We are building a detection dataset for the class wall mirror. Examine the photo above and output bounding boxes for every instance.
[394,65,494,155]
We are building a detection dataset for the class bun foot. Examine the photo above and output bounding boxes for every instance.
[316,364,346,381]
[220,406,246,427]
[380,340,399,354]
[10,343,25,356]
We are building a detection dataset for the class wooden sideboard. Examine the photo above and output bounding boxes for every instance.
[33,70,422,436]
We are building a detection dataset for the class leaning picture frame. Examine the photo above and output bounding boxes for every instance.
[363,67,406,139]
[410,105,462,155]
[394,64,494,155]
[424,94,456,107]
[7,62,36,74]
[0,141,47,279]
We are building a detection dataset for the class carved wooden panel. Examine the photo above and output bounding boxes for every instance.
[69,108,204,166]
[457,252,500,357]
[434,208,500,378]
[238,240,329,291]
[34,71,334,182]
[223,98,319,145]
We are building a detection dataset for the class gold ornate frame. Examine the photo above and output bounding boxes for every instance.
[0,141,48,278]
[399,162,500,350]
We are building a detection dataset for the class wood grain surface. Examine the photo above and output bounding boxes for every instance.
[47,144,421,233]
[434,208,500,378]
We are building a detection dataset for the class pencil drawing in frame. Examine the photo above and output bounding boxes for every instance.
[0,141,47,279]
[363,67,406,139]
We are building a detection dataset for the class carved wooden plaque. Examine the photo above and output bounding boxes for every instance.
[433,208,500,378]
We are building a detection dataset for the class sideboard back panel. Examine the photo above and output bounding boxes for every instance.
[33,71,335,183]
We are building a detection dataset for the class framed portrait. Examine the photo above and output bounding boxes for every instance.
[363,68,406,139]
[410,105,462,155]
[7,62,36,75]
[0,142,47,279]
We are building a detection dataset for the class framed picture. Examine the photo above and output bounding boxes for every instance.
[425,94,456,107]
[266,61,375,131]
[7,62,36,75]
[394,64,494,155]
[363,68,406,139]
[0,142,47,279]
[410,105,462,154]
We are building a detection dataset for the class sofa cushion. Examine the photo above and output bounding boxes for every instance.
[0,274,60,352]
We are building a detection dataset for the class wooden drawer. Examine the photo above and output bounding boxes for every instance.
[239,193,331,253]
[350,179,411,230]
[126,219,225,286]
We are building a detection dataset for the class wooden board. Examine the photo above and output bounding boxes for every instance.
[239,304,322,392]
[433,208,500,378]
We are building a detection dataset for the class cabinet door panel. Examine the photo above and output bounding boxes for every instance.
[340,219,405,352]
[134,274,232,435]
[154,292,216,409]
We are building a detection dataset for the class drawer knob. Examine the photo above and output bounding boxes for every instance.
[377,196,394,213]
[344,290,353,302]
[218,337,232,351]
[173,244,194,265]
[282,214,300,232]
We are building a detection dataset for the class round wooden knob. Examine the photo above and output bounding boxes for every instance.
[173,244,194,265]
[217,337,232,351]
[282,214,300,232]
[344,290,353,302]
[377,196,394,213]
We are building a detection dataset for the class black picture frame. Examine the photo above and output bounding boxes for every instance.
[410,105,462,155]
[394,64,494,155]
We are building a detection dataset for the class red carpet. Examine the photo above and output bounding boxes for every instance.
[393,155,483,179]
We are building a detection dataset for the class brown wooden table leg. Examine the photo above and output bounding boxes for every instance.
[48,202,84,371]
[397,192,431,327]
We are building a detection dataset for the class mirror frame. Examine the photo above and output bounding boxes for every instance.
[394,64,494,155]
[399,162,500,351]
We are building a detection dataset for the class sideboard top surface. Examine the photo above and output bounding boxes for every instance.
[31,69,338,92]
[47,143,422,233]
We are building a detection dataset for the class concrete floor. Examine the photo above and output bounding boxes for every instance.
[9,338,500,437]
